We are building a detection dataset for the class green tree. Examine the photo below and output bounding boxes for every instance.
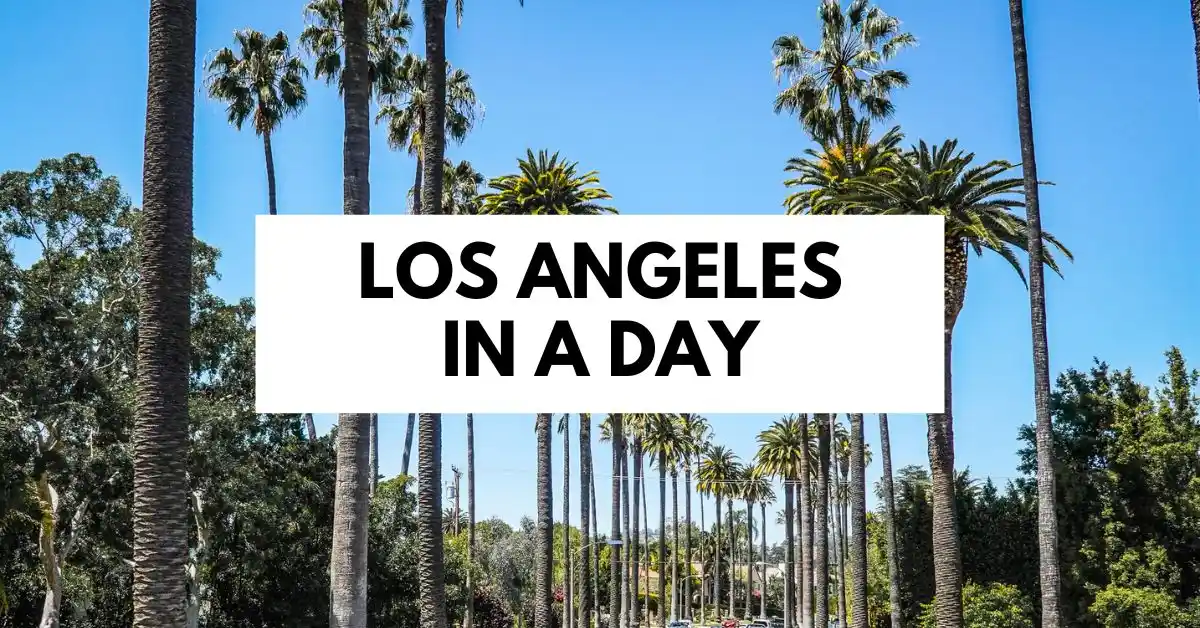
[204,29,308,216]
[833,140,1072,628]
[756,416,807,628]
[135,1,195,624]
[478,150,616,215]
[918,582,1034,628]
[377,56,480,213]
[299,0,412,96]
[772,0,914,179]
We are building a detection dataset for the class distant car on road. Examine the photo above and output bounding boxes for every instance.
[747,619,769,628]
[767,619,784,628]
[720,619,739,628]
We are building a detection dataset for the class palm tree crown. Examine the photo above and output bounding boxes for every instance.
[479,150,616,215]
[205,29,308,136]
[376,54,480,159]
[299,0,412,95]
[783,120,902,215]
[772,0,915,143]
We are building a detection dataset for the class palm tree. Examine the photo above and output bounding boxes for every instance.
[813,414,831,628]
[536,413,555,628]
[467,412,477,628]
[580,413,594,628]
[642,414,679,627]
[829,418,848,628]
[442,159,485,215]
[797,414,814,628]
[609,414,625,628]
[831,142,1072,627]
[724,473,740,619]
[559,414,574,628]
[135,0,194,625]
[740,467,769,619]
[877,414,902,628]
[599,416,633,628]
[330,0,373,625]
[376,55,480,212]
[478,150,617,215]
[299,0,411,96]
[752,476,775,620]
[698,446,738,621]
[772,0,914,178]
[204,29,308,216]
[1008,3,1062,626]
[755,416,806,628]
[678,414,708,621]
[369,413,379,495]
[783,121,903,216]
[847,414,867,628]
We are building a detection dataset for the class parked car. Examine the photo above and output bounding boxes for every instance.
[748,620,769,628]
[668,621,691,628]
[721,619,739,628]
[767,619,784,628]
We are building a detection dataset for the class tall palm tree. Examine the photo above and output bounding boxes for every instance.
[642,414,679,627]
[466,413,477,628]
[580,413,594,628]
[829,418,849,628]
[204,29,308,216]
[609,414,625,628]
[678,414,709,621]
[135,0,194,625]
[740,467,767,619]
[847,414,867,628]
[599,416,633,628]
[877,414,902,628]
[698,446,738,621]
[1008,3,1062,625]
[832,142,1072,627]
[756,417,806,628]
[813,414,831,628]
[559,414,574,628]
[797,414,814,628]
[724,471,740,619]
[299,0,411,96]
[376,55,480,212]
[536,413,555,628]
[772,0,914,179]
[330,0,373,625]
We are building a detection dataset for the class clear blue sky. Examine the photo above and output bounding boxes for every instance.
[2,0,1198,543]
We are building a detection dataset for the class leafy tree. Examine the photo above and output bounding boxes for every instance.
[478,150,616,215]
[918,582,1034,628]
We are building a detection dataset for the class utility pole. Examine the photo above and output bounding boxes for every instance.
[451,465,463,536]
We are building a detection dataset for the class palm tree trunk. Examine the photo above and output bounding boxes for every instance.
[263,130,278,215]
[798,414,813,628]
[304,413,317,441]
[658,454,667,627]
[631,442,642,627]
[838,92,856,178]
[593,468,601,624]
[671,472,680,622]
[610,415,625,628]
[623,449,632,628]
[1008,3,1062,626]
[418,414,448,628]
[467,413,477,628]
[727,499,735,618]
[783,479,796,628]
[135,0,195,625]
[580,413,594,628]
[929,235,967,628]
[878,414,903,628]
[536,414,555,628]
[330,0,372,624]
[564,415,574,628]
[714,498,722,620]
[813,415,830,628]
[699,478,707,624]
[685,465,694,621]
[848,414,867,628]
[412,153,423,214]
[643,463,651,623]
[369,413,378,496]
[1193,0,1200,102]
[420,0,447,221]
[744,502,753,619]
[833,481,845,628]
[402,413,416,476]
[759,502,768,620]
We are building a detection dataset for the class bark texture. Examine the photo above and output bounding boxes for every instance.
[848,414,867,628]
[134,0,195,624]
[418,414,447,628]
[879,414,903,628]
[535,414,554,628]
